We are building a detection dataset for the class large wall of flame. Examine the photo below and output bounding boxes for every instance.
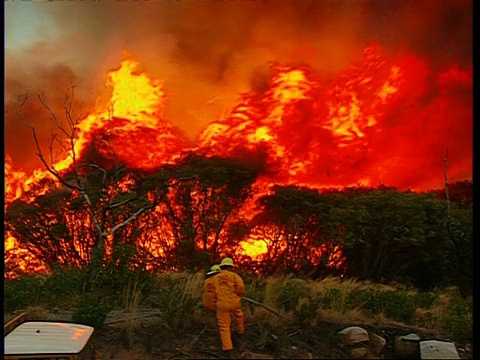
[5,0,472,182]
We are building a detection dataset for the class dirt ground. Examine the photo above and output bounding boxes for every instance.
[92,311,473,359]
[94,316,349,359]
[5,310,472,359]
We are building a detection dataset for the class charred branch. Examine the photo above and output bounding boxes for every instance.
[103,203,157,237]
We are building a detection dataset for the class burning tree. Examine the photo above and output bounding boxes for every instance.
[132,153,263,271]
[6,189,89,269]
[4,45,472,293]
[250,185,346,276]
[12,57,190,290]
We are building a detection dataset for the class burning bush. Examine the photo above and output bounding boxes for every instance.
[4,47,471,295]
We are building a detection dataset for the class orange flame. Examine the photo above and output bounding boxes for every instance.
[5,45,472,278]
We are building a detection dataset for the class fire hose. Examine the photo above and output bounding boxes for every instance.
[241,296,283,317]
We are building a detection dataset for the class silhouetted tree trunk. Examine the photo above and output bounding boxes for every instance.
[18,89,160,292]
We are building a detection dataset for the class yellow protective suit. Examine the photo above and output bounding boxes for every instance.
[203,274,218,311]
[213,269,245,351]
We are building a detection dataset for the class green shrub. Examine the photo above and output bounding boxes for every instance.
[40,266,86,307]
[94,243,154,300]
[72,294,111,329]
[413,291,436,309]
[439,295,472,342]
[153,273,203,330]
[318,288,343,310]
[380,291,417,323]
[6,270,472,344]
[345,289,378,312]
[351,289,417,323]
[293,294,321,325]
[244,276,266,303]
[96,269,155,307]
[4,275,45,312]
[277,281,309,312]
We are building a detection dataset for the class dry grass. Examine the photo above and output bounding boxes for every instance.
[308,276,395,295]
[130,275,469,343]
[179,272,205,305]
[25,306,57,321]
[424,287,472,336]
[409,287,457,329]
[308,277,365,317]
[154,271,205,303]
[5,271,471,360]
[4,270,471,360]
[148,272,206,329]
[244,275,296,349]
[250,307,284,327]
[122,276,144,342]
[317,308,367,325]
[99,343,151,360]
[263,275,291,308]
[245,275,414,326]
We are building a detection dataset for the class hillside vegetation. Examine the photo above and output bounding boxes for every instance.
[6,179,473,296]
[4,270,472,346]
[4,180,472,357]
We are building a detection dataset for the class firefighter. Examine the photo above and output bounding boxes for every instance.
[203,264,221,311]
[214,257,245,353]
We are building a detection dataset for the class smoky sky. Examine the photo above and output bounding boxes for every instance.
[5,0,472,172]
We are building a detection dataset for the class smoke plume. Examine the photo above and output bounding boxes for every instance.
[5,0,472,178]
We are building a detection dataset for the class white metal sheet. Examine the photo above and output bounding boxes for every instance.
[4,321,94,355]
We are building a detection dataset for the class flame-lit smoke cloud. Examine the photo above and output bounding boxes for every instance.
[5,0,472,175]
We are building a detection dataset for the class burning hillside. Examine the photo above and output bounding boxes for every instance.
[4,45,472,279]
[197,45,471,190]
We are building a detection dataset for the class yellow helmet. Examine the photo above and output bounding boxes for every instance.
[220,257,234,267]
[207,264,221,276]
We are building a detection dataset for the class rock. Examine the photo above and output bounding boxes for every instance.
[369,333,387,356]
[402,333,421,341]
[420,340,460,359]
[394,333,420,359]
[350,347,368,359]
[350,347,380,359]
[338,326,369,346]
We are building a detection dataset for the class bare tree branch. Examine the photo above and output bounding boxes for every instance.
[19,94,81,192]
[102,203,157,237]
[38,92,70,139]
[107,197,139,210]
[76,163,108,185]
[16,88,201,290]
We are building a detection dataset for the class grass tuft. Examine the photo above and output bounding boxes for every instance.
[3,270,472,344]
